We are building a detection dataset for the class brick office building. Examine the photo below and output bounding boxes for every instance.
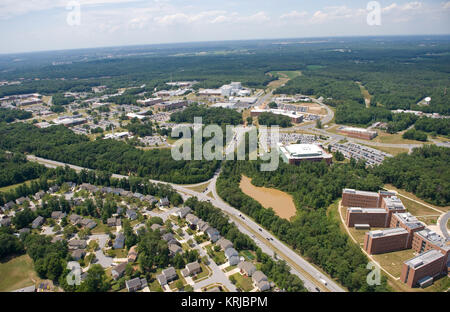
[412,228,450,262]
[379,196,407,227]
[364,228,409,254]
[346,208,387,227]
[342,189,381,208]
[390,212,426,248]
[343,189,406,228]
[400,250,447,288]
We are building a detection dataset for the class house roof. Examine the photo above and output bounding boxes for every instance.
[162,267,177,279]
[238,261,256,274]
[252,271,267,283]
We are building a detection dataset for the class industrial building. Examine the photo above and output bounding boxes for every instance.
[136,97,163,106]
[338,126,378,140]
[250,107,304,123]
[279,144,332,165]
[390,212,425,248]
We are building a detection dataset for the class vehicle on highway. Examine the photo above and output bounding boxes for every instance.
[319,278,327,286]
[315,287,321,292]
[258,228,262,232]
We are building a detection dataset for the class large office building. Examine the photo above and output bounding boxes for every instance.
[136,97,163,106]
[343,189,406,228]
[342,189,382,208]
[390,212,426,248]
[364,228,409,254]
[154,100,188,111]
[338,126,378,140]
[279,144,333,165]
[412,228,450,260]
[346,208,387,228]
[400,250,447,288]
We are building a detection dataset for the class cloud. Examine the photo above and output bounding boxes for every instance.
[442,1,450,9]
[280,10,308,20]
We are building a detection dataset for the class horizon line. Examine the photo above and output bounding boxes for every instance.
[1,33,450,57]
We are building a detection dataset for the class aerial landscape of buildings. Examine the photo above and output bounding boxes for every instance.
[0,1,448,305]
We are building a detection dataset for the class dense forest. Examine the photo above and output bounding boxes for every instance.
[257,112,292,128]
[170,105,243,126]
[0,150,47,187]
[0,123,219,184]
[0,108,32,123]
[373,145,449,206]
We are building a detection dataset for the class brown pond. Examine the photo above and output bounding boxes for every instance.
[239,175,296,220]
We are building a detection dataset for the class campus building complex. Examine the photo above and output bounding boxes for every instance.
[342,188,449,288]
[343,189,405,228]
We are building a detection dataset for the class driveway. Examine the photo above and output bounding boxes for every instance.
[88,234,113,268]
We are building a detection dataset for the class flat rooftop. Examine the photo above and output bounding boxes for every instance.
[369,227,408,238]
[348,207,386,213]
[279,144,332,160]
[383,196,405,211]
[339,126,377,135]
[343,188,379,198]
[405,249,444,269]
[416,228,450,251]
[394,212,425,230]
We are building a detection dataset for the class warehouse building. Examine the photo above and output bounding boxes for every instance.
[279,144,333,165]
[338,126,378,140]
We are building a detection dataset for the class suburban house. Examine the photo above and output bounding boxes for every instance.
[217,238,233,251]
[128,246,138,263]
[125,277,148,292]
[111,262,127,280]
[178,207,191,218]
[224,247,240,266]
[181,261,202,277]
[79,218,97,230]
[252,271,268,285]
[238,261,256,277]
[159,197,170,207]
[169,243,182,256]
[107,217,121,227]
[114,233,125,249]
[126,209,137,221]
[69,214,82,224]
[185,214,199,228]
[157,267,178,286]
[71,249,86,261]
[68,239,87,250]
[34,191,46,200]
[51,211,67,220]
[197,220,209,233]
[205,227,221,243]
[31,216,44,229]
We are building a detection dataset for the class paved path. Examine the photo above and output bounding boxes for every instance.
[438,212,450,239]
[88,234,113,268]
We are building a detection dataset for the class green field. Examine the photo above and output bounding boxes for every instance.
[230,272,254,292]
[0,255,39,292]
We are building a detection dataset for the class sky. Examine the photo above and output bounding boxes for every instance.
[0,0,449,54]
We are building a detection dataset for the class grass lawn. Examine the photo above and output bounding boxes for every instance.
[91,220,110,234]
[230,273,254,292]
[149,279,163,292]
[0,178,40,193]
[206,245,226,265]
[0,255,40,292]
[111,248,128,258]
[372,131,427,145]
[239,250,255,261]
[186,182,210,193]
[169,270,188,290]
[384,185,449,214]
[192,263,211,281]
[372,249,418,278]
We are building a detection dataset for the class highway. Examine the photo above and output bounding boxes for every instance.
[26,154,346,293]
[439,212,450,239]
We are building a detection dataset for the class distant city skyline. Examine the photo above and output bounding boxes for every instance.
[0,0,449,54]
